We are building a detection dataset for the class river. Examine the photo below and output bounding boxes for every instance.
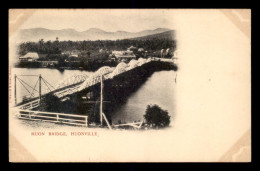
[11,68,177,124]
[111,70,176,123]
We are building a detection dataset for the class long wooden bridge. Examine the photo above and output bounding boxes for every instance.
[13,57,176,129]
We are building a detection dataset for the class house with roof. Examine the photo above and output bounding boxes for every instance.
[19,52,39,62]
[138,48,144,52]
[65,53,79,62]
[127,46,137,52]
[111,51,136,61]
[99,49,104,53]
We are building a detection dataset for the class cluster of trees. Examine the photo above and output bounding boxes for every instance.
[19,39,61,56]
[144,104,171,128]
[18,38,176,57]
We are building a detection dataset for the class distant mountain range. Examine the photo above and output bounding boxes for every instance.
[129,30,175,40]
[18,27,173,42]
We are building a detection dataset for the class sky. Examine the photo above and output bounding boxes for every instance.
[19,9,175,32]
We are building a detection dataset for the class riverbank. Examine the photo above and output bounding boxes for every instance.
[14,57,175,72]
[15,60,118,72]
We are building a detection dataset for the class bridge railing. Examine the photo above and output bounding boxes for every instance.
[112,121,143,129]
[17,99,40,110]
[15,109,88,127]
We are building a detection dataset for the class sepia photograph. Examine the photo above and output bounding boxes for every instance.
[9,9,251,162]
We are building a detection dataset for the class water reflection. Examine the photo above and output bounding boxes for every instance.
[111,71,176,123]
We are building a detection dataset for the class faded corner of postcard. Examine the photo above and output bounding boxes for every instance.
[9,9,251,162]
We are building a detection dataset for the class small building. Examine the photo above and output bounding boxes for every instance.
[160,49,165,58]
[69,54,78,58]
[166,48,170,55]
[19,52,39,62]
[66,54,79,62]
[61,52,69,55]
[138,48,144,52]
[112,51,136,61]
[127,46,137,51]
[62,50,80,56]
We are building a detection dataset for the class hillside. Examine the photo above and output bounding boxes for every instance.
[128,30,175,41]
[18,28,172,42]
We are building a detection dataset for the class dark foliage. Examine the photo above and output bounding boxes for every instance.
[18,38,176,57]
[144,104,171,128]
[38,94,62,112]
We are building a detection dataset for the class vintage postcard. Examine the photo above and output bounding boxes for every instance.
[8,9,251,162]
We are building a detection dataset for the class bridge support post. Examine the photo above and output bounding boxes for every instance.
[85,116,88,127]
[39,74,41,103]
[100,75,103,126]
[14,74,17,105]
